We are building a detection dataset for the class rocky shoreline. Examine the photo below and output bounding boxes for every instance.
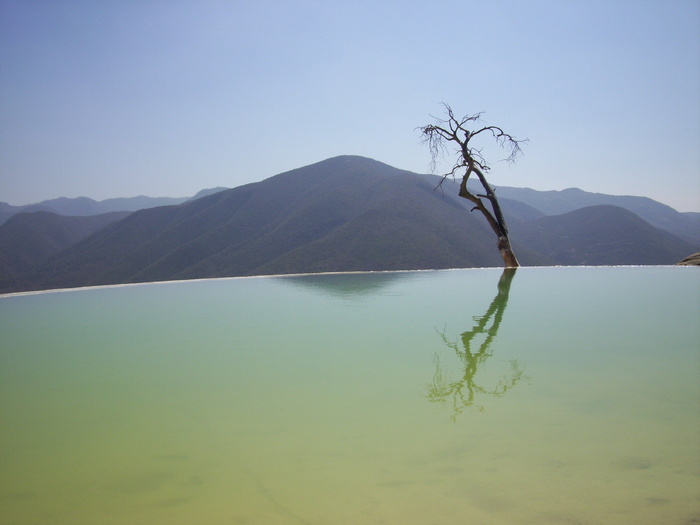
[677,252,700,266]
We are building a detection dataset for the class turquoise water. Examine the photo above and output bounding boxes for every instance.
[1,267,698,524]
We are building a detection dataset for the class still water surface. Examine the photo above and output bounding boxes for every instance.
[1,267,699,524]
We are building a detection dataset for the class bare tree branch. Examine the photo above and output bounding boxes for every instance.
[418,104,526,267]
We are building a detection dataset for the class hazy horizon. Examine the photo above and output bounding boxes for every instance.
[2,154,699,214]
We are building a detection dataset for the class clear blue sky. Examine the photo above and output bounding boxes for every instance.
[1,0,699,211]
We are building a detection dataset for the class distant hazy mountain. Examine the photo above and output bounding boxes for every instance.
[0,156,697,294]
[511,205,696,265]
[0,202,56,226]
[0,211,130,279]
[493,186,700,246]
[0,187,228,226]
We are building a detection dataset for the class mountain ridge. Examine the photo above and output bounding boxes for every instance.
[492,185,700,245]
[3,164,697,243]
[511,204,695,265]
[1,156,697,294]
[0,187,228,226]
[0,210,131,280]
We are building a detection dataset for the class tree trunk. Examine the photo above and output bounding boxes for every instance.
[460,168,521,268]
[497,235,520,268]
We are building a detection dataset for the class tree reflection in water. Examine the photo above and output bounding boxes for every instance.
[428,268,525,418]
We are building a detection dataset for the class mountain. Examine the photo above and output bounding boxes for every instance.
[0,211,130,279]
[187,187,229,201]
[1,157,532,293]
[1,156,696,294]
[0,187,228,226]
[493,186,700,246]
[511,205,696,265]
[0,202,56,226]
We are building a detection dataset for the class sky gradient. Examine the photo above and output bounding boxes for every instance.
[1,0,699,211]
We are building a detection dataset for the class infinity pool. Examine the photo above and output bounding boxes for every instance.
[1,267,698,524]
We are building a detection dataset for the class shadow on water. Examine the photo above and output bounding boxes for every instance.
[277,271,414,298]
[427,268,525,418]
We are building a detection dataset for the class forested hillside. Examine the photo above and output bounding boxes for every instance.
[1,156,696,294]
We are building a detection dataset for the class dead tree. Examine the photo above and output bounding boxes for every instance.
[419,104,526,267]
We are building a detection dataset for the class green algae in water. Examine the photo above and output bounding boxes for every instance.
[0,267,699,524]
